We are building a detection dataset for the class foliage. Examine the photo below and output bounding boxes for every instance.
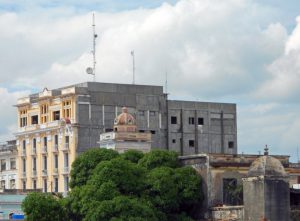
[84,196,161,221]
[121,149,144,163]
[70,148,119,188]
[23,150,203,221]
[138,149,179,170]
[22,192,66,221]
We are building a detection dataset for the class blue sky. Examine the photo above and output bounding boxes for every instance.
[0,0,300,161]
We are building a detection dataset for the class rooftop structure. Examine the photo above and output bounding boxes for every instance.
[14,81,237,193]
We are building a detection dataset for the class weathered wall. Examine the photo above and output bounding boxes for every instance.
[211,206,244,221]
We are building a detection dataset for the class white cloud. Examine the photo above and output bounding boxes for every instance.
[0,0,299,161]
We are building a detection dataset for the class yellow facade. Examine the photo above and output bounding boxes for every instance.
[15,88,78,193]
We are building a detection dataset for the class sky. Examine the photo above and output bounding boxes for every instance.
[0,0,300,161]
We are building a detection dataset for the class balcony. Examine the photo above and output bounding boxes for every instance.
[21,150,26,157]
[62,167,69,174]
[21,172,26,178]
[52,144,58,153]
[32,170,37,177]
[42,170,48,177]
[31,148,37,155]
[53,168,59,175]
[18,124,39,133]
[41,146,48,154]
[62,143,69,151]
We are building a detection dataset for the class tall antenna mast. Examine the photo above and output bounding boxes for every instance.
[165,71,168,94]
[131,50,135,84]
[86,12,98,81]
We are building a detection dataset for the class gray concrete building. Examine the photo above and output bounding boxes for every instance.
[20,82,237,155]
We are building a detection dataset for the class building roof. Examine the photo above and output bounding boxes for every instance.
[248,156,287,177]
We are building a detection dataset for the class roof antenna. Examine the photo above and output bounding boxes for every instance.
[131,50,135,84]
[86,12,98,82]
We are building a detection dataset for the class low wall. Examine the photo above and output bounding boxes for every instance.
[210,206,244,221]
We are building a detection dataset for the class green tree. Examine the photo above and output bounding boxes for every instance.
[89,158,146,195]
[22,192,66,221]
[138,150,179,170]
[70,148,119,188]
[121,149,144,163]
[84,196,161,221]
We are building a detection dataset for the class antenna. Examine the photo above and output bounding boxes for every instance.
[165,71,168,94]
[131,50,135,84]
[86,12,98,81]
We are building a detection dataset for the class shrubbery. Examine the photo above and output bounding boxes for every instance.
[22,149,203,221]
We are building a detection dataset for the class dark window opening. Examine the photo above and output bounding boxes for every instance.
[31,115,38,125]
[138,110,145,116]
[189,117,195,125]
[105,128,113,132]
[114,128,118,132]
[54,135,58,146]
[150,130,156,134]
[171,116,177,124]
[53,111,60,121]
[139,130,145,133]
[228,141,234,149]
[198,117,204,125]
[172,139,176,144]
[189,140,195,147]
[223,178,243,205]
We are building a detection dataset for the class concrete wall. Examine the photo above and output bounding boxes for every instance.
[167,100,237,155]
[211,206,244,221]
[243,177,291,221]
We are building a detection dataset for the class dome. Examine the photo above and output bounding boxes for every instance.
[114,107,136,125]
[248,156,287,177]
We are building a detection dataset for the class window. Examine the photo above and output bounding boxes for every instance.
[105,128,113,132]
[139,130,145,133]
[43,156,47,170]
[53,111,60,121]
[63,100,71,118]
[198,117,204,125]
[33,180,37,190]
[189,117,195,125]
[31,115,38,125]
[171,116,177,124]
[54,135,58,146]
[1,180,5,189]
[40,104,49,123]
[189,140,195,147]
[223,178,242,205]
[150,130,156,135]
[19,110,28,127]
[150,111,156,116]
[10,158,16,170]
[172,139,176,144]
[54,155,58,169]
[138,110,145,116]
[32,138,37,149]
[228,141,234,149]
[1,159,6,171]
[43,137,47,148]
[54,178,58,192]
[64,153,69,168]
[32,157,37,171]
[64,176,69,192]
[43,179,47,192]
[22,140,26,150]
[22,158,26,172]
[22,181,26,190]
[65,136,69,144]
[10,179,15,189]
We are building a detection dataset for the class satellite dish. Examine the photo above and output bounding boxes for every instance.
[86,67,94,75]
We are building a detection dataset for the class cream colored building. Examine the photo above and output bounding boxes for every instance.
[15,88,77,193]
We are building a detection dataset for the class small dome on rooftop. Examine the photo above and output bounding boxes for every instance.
[114,107,135,125]
[248,156,287,177]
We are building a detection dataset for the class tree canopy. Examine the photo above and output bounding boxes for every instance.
[22,149,203,221]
